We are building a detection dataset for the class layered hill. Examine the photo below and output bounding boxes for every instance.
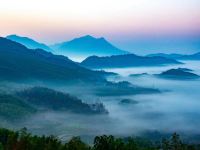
[51,35,128,60]
[6,34,52,52]
[0,86,108,121]
[0,37,161,97]
[16,87,108,114]
[0,37,104,83]
[0,93,36,120]
[81,54,182,68]
[147,52,200,60]
[156,68,199,80]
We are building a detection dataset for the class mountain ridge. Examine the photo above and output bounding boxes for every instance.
[156,68,200,80]
[147,52,200,60]
[80,54,182,68]
[0,37,104,83]
[50,35,129,60]
[6,34,52,52]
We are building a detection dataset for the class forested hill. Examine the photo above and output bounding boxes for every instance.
[81,54,182,69]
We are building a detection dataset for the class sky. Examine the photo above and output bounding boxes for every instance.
[0,0,200,54]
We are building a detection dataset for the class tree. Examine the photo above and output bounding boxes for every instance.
[65,137,90,150]
[94,135,124,150]
[0,143,3,150]
[170,133,183,150]
[124,137,138,150]
[162,138,170,150]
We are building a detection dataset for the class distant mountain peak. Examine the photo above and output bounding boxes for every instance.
[81,35,95,39]
[72,35,107,42]
[6,34,52,52]
[7,34,27,38]
[98,37,106,40]
[82,35,106,40]
[50,35,129,60]
[7,34,17,37]
[71,35,97,42]
[81,35,107,42]
[0,37,104,82]
[7,34,36,42]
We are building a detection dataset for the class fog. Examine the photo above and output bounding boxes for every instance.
[103,61,200,134]
[0,61,200,142]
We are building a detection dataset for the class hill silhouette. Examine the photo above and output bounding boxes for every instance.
[6,34,52,52]
[81,54,182,68]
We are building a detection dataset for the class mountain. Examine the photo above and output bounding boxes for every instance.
[6,34,52,52]
[156,68,199,80]
[51,35,129,60]
[147,53,183,59]
[80,54,182,69]
[0,37,104,83]
[94,81,160,96]
[119,99,138,105]
[0,93,36,120]
[147,52,200,60]
[180,52,200,60]
[176,68,193,72]
[16,87,108,114]
[0,86,108,121]
[0,37,160,96]
[129,73,149,77]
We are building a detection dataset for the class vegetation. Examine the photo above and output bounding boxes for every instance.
[0,128,199,150]
[0,94,36,120]
[94,70,118,77]
[81,54,181,69]
[147,52,200,60]
[16,87,108,114]
[119,99,138,105]
[0,86,108,121]
[95,81,160,96]
[129,73,148,77]
[157,69,199,79]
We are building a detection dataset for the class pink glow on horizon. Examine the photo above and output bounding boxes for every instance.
[0,0,199,45]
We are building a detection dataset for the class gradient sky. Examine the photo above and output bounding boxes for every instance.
[0,0,200,54]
